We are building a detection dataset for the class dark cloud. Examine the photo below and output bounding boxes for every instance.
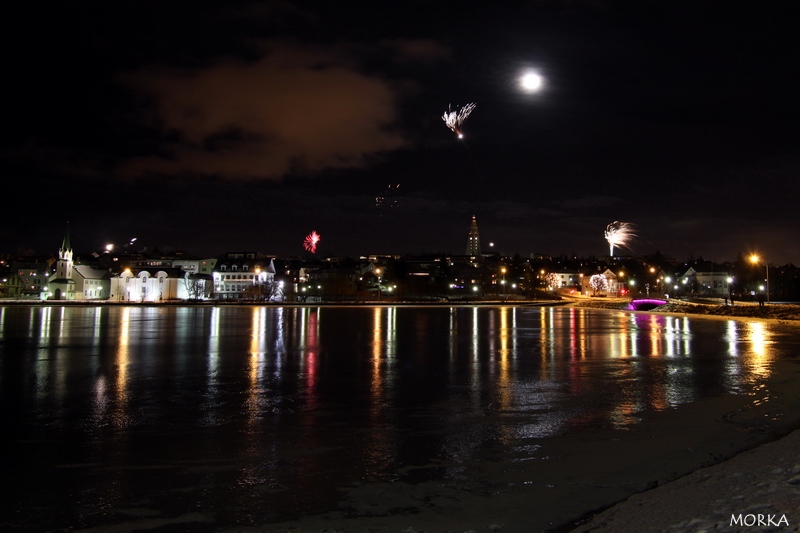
[118,43,412,180]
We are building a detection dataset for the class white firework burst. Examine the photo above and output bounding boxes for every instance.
[442,102,476,139]
[605,221,636,256]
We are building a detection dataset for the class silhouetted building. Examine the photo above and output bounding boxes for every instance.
[466,216,481,256]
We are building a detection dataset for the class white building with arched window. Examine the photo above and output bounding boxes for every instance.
[110,268,187,302]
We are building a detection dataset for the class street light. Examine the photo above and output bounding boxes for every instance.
[750,255,770,303]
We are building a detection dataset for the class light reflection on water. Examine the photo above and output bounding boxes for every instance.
[0,304,794,531]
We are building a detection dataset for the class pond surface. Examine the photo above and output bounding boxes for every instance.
[1,305,799,532]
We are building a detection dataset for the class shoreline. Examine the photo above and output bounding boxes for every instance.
[564,298,800,531]
[569,427,800,532]
[3,296,799,325]
[569,297,800,325]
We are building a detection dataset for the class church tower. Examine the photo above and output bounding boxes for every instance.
[466,216,481,256]
[48,224,76,299]
[55,224,74,279]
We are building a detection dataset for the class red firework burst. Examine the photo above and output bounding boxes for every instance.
[303,231,321,253]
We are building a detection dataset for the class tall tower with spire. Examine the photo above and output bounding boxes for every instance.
[466,216,481,256]
[55,223,73,280]
[48,223,76,299]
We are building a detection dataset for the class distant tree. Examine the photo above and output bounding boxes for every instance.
[590,274,608,296]
[545,272,560,291]
[242,280,284,301]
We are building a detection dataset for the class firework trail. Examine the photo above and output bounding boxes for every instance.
[375,183,400,212]
[303,231,321,254]
[605,221,636,256]
[442,103,476,139]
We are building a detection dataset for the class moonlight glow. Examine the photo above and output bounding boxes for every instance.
[520,71,544,93]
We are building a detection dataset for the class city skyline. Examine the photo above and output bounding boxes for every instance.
[2,2,798,264]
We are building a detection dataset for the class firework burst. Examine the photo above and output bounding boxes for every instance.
[442,103,476,139]
[303,230,321,254]
[375,183,400,212]
[605,221,636,256]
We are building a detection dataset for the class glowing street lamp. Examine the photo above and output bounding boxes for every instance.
[750,254,770,303]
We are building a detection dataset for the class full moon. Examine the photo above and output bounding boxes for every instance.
[520,71,544,93]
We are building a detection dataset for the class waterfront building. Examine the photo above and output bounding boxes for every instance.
[109,267,190,302]
[679,267,731,296]
[213,252,277,300]
[6,261,50,299]
[47,227,75,300]
[46,226,111,300]
[550,268,581,290]
[580,269,622,296]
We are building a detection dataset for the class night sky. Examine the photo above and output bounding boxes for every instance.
[3,1,799,264]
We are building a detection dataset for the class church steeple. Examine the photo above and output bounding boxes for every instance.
[466,216,481,256]
[56,223,73,278]
[60,223,72,260]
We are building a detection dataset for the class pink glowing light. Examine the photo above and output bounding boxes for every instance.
[303,231,321,254]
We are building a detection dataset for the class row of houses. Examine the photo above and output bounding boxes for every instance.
[1,228,741,302]
[573,267,731,297]
[2,230,388,302]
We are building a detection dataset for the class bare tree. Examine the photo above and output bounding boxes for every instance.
[184,272,210,300]
[589,274,608,296]
[242,280,284,302]
[545,272,561,291]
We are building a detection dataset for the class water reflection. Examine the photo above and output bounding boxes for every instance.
[117,306,130,407]
[4,306,784,428]
[740,321,774,387]
[0,305,793,531]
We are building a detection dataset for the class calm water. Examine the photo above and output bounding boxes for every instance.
[1,305,799,532]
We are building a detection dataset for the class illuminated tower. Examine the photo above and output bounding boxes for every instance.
[55,224,73,280]
[466,216,481,256]
[48,223,76,300]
